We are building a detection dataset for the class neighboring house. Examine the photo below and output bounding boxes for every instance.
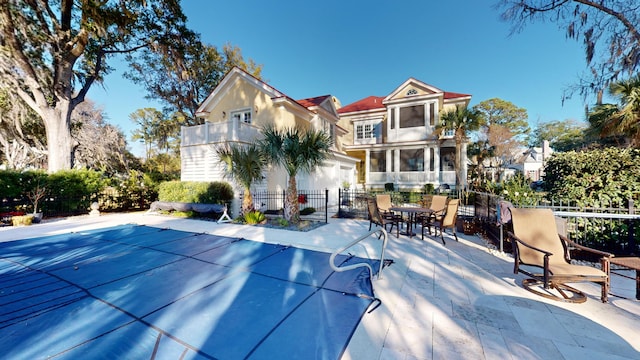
[509,140,553,181]
[180,67,359,215]
[337,78,472,191]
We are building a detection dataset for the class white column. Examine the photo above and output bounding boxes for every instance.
[434,147,441,184]
[365,150,370,184]
[423,146,429,183]
[461,142,468,189]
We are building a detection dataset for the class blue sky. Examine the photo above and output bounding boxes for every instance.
[88,1,591,156]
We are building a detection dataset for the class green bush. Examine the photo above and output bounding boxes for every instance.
[244,210,266,224]
[158,181,233,204]
[542,147,640,253]
[300,207,316,215]
[423,183,435,194]
[544,147,640,206]
[500,174,543,206]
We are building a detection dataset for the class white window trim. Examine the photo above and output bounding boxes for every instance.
[231,108,252,125]
[354,120,381,143]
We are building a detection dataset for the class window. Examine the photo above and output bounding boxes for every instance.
[320,118,335,141]
[429,103,435,126]
[399,105,424,128]
[390,109,395,129]
[231,109,252,124]
[370,151,386,172]
[440,148,455,171]
[406,89,418,96]
[355,121,380,140]
[429,148,435,171]
[400,149,424,172]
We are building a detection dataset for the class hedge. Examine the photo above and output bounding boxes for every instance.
[157,181,233,204]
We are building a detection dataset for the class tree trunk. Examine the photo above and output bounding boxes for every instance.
[242,190,254,215]
[42,101,74,172]
[454,133,463,190]
[284,176,300,223]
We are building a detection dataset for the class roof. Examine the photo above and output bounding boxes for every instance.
[444,91,471,99]
[337,96,386,114]
[297,95,332,108]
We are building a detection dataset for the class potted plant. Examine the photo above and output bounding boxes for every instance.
[27,182,47,223]
[462,219,476,235]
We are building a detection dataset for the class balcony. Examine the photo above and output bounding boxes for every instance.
[181,121,261,146]
[368,171,455,186]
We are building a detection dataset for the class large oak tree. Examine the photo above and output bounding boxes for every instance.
[0,0,191,172]
[498,0,640,100]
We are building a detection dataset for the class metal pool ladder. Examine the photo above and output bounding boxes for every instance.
[329,228,389,280]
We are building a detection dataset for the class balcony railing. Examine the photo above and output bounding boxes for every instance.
[182,121,261,146]
[368,171,455,185]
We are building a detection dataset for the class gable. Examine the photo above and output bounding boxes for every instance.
[383,78,444,103]
[196,67,284,117]
[297,95,340,118]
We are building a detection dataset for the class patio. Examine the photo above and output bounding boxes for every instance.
[1,213,639,359]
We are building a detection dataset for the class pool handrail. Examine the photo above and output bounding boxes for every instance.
[329,228,388,280]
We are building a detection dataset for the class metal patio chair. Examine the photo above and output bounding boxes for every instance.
[508,208,612,303]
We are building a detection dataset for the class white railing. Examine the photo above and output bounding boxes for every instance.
[182,122,262,146]
[440,129,455,138]
[369,171,449,184]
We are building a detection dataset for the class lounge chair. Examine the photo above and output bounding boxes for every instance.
[422,199,459,245]
[367,198,400,238]
[508,208,613,303]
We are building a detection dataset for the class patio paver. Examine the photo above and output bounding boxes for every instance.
[1,212,639,359]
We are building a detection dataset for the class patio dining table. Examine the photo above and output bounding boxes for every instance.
[389,206,434,239]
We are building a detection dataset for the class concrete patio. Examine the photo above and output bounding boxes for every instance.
[1,212,639,359]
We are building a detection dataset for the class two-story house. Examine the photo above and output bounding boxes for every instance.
[337,78,472,190]
[509,140,553,181]
[180,67,359,215]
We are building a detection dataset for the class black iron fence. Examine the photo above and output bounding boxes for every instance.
[1,189,153,225]
[472,191,639,256]
[337,188,464,219]
[245,189,329,223]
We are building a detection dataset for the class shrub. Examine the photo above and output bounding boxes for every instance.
[244,210,266,224]
[384,183,395,191]
[544,147,640,206]
[423,183,435,194]
[300,207,315,215]
[158,181,233,204]
[11,215,33,226]
[500,174,543,207]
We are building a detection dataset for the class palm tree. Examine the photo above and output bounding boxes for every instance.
[215,143,267,215]
[260,125,333,223]
[588,74,640,146]
[437,105,482,189]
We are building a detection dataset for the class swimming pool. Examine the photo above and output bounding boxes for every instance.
[0,225,382,359]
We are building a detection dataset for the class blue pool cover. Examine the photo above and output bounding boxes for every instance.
[0,225,382,359]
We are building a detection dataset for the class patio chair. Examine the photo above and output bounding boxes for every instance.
[375,194,398,220]
[417,195,448,234]
[422,198,459,245]
[367,198,400,238]
[508,208,612,303]
[418,194,433,208]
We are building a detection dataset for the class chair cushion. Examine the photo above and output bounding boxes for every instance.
[548,263,606,277]
[511,208,567,266]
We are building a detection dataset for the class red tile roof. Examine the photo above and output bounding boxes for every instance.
[297,95,331,108]
[337,96,386,114]
[444,91,471,99]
